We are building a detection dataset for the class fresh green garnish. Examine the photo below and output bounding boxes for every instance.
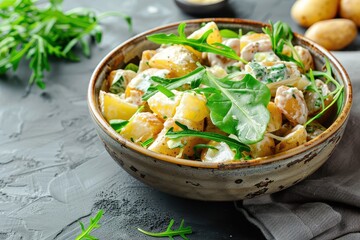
[219,29,239,38]
[75,210,103,240]
[0,0,131,89]
[109,75,125,94]
[141,138,154,148]
[142,66,206,100]
[147,23,247,63]
[166,121,250,159]
[156,85,175,98]
[138,219,192,240]
[202,72,271,144]
[262,21,304,70]
[305,58,344,126]
[124,63,139,73]
[109,119,129,132]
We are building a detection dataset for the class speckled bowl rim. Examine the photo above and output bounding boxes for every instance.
[88,18,352,170]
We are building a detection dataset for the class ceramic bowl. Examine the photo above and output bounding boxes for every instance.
[88,18,352,201]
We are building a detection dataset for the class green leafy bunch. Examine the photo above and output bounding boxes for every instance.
[0,0,131,89]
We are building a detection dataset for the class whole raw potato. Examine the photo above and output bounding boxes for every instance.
[340,0,360,27]
[305,19,358,51]
[291,0,339,27]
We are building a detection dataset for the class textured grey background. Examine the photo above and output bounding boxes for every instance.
[0,0,358,239]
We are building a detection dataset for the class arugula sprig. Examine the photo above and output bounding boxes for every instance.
[166,121,250,159]
[262,21,305,70]
[138,219,192,240]
[75,210,103,240]
[142,66,206,101]
[305,58,344,126]
[0,0,131,89]
[147,23,247,63]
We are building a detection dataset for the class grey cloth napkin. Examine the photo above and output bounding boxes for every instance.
[237,52,360,240]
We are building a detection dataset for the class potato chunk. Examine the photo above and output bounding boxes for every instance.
[249,136,275,158]
[149,45,199,77]
[275,86,308,125]
[99,90,138,121]
[267,102,282,132]
[201,141,235,163]
[125,68,170,105]
[120,112,163,143]
[148,118,204,158]
[188,21,222,44]
[148,90,183,120]
[275,125,307,153]
[174,92,209,122]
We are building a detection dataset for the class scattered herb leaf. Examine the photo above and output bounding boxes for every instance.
[141,138,154,148]
[219,29,239,38]
[156,85,175,98]
[138,219,192,240]
[75,210,103,240]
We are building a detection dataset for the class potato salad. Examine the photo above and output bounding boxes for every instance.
[99,21,343,163]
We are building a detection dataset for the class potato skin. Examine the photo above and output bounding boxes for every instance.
[291,0,339,27]
[340,0,360,27]
[304,19,358,50]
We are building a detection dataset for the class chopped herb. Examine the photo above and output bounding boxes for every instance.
[75,210,103,240]
[226,66,242,74]
[109,75,125,94]
[109,119,129,132]
[219,29,239,38]
[141,138,154,147]
[138,219,192,240]
[124,63,139,73]
[156,85,175,98]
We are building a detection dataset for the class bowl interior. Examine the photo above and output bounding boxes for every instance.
[88,18,352,169]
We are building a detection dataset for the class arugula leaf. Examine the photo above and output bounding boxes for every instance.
[166,121,250,159]
[138,219,192,240]
[262,21,304,70]
[219,29,239,38]
[142,66,206,100]
[75,210,103,240]
[202,71,271,144]
[0,0,132,89]
[147,23,247,63]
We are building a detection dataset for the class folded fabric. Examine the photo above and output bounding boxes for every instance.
[237,52,360,240]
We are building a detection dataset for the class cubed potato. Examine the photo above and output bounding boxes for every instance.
[138,50,157,73]
[174,92,209,122]
[125,68,170,105]
[120,112,163,143]
[275,86,308,125]
[148,90,183,120]
[99,90,138,121]
[249,136,275,158]
[148,45,199,78]
[148,118,204,158]
[267,102,282,132]
[275,125,307,153]
[201,141,235,163]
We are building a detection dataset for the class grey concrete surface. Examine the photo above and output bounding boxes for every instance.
[0,0,359,239]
